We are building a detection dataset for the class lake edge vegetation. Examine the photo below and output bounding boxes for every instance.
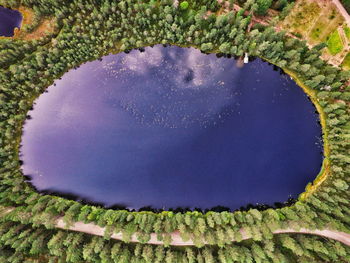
[0,0,350,262]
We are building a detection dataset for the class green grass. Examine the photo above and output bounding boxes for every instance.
[309,21,327,41]
[282,0,321,37]
[341,52,350,69]
[327,30,344,55]
[283,1,344,47]
[308,7,344,45]
[344,26,350,40]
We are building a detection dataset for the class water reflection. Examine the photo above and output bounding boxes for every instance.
[21,45,322,210]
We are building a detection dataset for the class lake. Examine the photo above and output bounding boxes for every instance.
[21,45,323,210]
[0,6,22,37]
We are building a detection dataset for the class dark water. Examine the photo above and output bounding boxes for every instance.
[0,6,22,37]
[21,46,322,210]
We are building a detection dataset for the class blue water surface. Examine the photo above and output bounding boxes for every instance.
[0,6,22,37]
[21,45,323,210]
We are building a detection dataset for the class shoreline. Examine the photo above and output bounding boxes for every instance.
[283,68,330,200]
[16,43,329,210]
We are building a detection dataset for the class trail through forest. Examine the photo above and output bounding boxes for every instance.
[55,218,350,246]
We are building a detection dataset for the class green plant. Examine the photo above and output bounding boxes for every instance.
[180,1,189,10]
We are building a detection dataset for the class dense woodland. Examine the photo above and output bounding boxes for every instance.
[0,0,349,262]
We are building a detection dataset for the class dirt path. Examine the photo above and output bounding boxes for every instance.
[2,207,350,246]
[331,0,350,25]
[56,218,350,246]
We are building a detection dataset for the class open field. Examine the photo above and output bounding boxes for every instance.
[327,29,344,54]
[283,0,321,36]
[280,0,350,66]
[281,0,321,37]
[309,6,344,45]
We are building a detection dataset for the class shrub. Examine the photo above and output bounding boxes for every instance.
[180,1,189,10]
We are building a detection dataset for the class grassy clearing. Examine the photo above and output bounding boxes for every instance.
[280,0,348,66]
[281,0,321,37]
[344,26,350,40]
[281,0,343,43]
[327,30,344,55]
[18,6,34,27]
[341,52,350,69]
[308,6,344,44]
[21,19,55,40]
[309,20,328,42]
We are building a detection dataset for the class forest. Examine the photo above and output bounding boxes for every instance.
[0,0,349,262]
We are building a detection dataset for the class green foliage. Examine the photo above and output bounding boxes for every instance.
[256,0,273,15]
[2,220,350,263]
[0,0,349,262]
[180,1,189,10]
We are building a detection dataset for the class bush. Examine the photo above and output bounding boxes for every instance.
[256,0,273,15]
[180,1,189,10]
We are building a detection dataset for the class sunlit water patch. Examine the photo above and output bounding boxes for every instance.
[21,45,323,210]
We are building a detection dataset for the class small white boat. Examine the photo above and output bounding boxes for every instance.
[244,53,249,64]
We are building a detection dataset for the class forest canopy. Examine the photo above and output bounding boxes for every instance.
[0,0,349,262]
